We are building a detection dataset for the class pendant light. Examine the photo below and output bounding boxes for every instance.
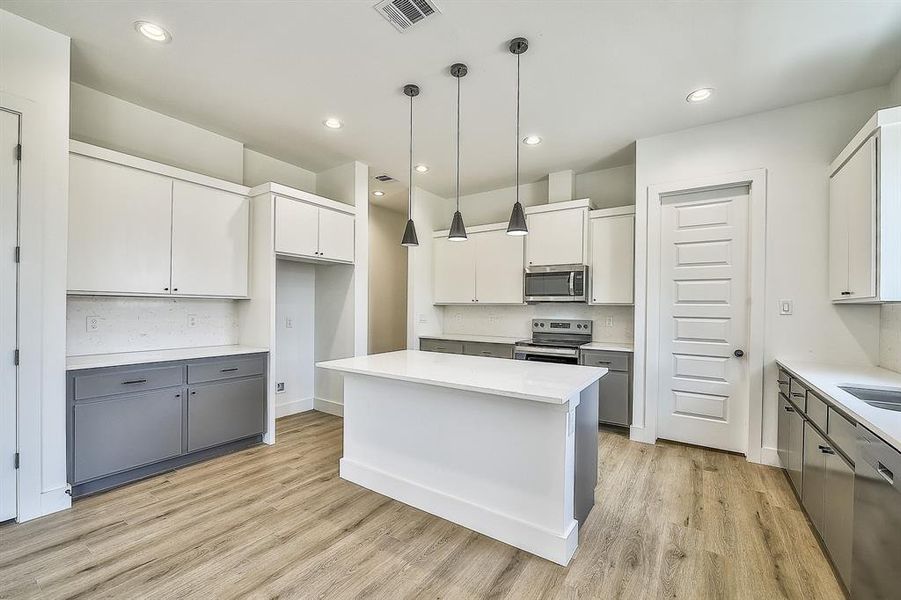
[448,63,468,242]
[401,83,420,247]
[506,37,529,236]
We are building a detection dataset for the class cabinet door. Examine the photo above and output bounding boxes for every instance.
[275,197,319,258]
[525,209,586,266]
[317,208,355,263]
[590,215,634,304]
[187,377,265,452]
[68,155,173,294]
[474,229,524,303]
[433,236,476,304]
[597,370,631,426]
[787,408,805,494]
[823,451,854,587]
[777,395,793,470]
[845,136,877,300]
[73,389,183,483]
[171,181,249,297]
[802,422,827,532]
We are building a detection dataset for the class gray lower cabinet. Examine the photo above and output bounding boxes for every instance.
[823,448,854,586]
[581,350,632,427]
[802,422,828,531]
[787,401,805,494]
[68,352,267,497]
[420,338,464,354]
[462,341,514,359]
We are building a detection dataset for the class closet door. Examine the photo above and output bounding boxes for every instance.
[474,229,524,304]
[433,236,476,304]
[170,181,249,297]
[68,155,173,295]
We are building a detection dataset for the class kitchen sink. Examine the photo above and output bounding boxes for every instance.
[838,385,901,412]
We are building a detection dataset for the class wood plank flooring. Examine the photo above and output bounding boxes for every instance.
[0,411,845,599]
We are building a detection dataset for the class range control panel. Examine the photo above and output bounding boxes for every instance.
[531,319,593,334]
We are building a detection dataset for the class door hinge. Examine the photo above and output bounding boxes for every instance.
[14,246,20,263]
[15,144,21,161]
[13,349,19,366]
[14,453,19,469]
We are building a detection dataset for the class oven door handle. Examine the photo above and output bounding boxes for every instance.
[514,345,579,358]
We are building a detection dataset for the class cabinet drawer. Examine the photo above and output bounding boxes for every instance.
[827,407,857,463]
[420,339,464,354]
[777,368,791,397]
[74,389,183,483]
[187,377,265,452]
[74,365,183,400]
[581,350,630,372]
[187,355,266,384]
[807,392,828,431]
[463,342,514,359]
[598,370,631,426]
[789,379,807,410]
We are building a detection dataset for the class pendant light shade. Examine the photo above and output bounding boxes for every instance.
[448,62,468,241]
[507,37,529,236]
[401,83,420,247]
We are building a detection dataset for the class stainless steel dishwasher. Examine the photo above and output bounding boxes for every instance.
[852,425,901,600]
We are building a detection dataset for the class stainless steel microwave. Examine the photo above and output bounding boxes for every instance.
[523,265,589,303]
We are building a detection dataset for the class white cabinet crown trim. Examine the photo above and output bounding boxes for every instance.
[830,106,901,176]
[69,140,250,196]
[589,205,635,219]
[248,182,355,215]
[524,198,591,215]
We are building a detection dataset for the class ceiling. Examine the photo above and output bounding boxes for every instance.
[4,1,901,198]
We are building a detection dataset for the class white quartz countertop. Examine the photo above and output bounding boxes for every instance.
[66,345,269,371]
[420,333,524,345]
[580,341,634,353]
[317,350,606,405]
[776,359,901,450]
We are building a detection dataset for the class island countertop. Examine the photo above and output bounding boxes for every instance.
[316,350,606,405]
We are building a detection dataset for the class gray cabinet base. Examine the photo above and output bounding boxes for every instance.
[71,435,261,498]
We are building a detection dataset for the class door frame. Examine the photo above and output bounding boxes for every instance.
[637,169,767,463]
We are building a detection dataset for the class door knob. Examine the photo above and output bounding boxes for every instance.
[733,349,745,358]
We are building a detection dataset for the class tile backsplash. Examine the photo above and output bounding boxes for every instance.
[880,304,901,373]
[67,296,239,356]
[442,304,634,342]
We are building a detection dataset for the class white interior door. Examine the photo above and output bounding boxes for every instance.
[658,186,750,453]
[0,109,20,522]
[170,181,249,297]
[474,229,523,303]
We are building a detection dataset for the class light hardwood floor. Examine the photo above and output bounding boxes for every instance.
[0,411,845,600]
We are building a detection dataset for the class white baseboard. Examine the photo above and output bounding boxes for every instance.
[340,458,578,566]
[629,425,656,445]
[314,397,344,417]
[276,396,313,417]
[759,445,781,467]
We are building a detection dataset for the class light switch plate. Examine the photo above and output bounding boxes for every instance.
[778,299,793,315]
[605,316,615,327]
[276,382,285,393]
[285,317,294,329]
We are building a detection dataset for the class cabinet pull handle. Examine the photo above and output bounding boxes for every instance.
[841,291,852,296]
[191,391,197,395]
[220,367,239,373]
[783,405,795,413]
[818,445,835,455]
[777,380,789,385]
[791,392,804,398]
[877,462,894,484]
[122,379,147,385]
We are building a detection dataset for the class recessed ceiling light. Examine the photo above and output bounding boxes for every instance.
[323,118,343,129]
[522,135,542,146]
[414,164,429,173]
[686,88,714,103]
[134,21,171,43]
[372,190,385,196]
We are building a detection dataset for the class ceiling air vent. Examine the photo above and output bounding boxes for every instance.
[374,0,442,32]
[374,174,395,182]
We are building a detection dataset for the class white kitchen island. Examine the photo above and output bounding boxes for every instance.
[316,350,606,565]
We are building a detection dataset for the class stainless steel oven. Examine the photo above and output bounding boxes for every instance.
[513,319,592,364]
[523,264,588,303]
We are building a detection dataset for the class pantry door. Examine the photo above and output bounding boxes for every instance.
[657,186,750,453]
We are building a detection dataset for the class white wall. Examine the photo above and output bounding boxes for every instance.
[243,148,315,191]
[407,187,447,347]
[274,260,315,415]
[880,67,901,373]
[70,83,244,183]
[575,164,636,209]
[0,9,70,520]
[443,305,633,343]
[369,204,407,354]
[633,86,888,458]
[66,296,239,355]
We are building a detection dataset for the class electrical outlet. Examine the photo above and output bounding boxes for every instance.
[187,314,198,328]
[276,382,285,393]
[605,316,615,327]
[285,317,294,329]
[779,299,793,315]
[454,313,463,324]
[488,315,498,325]
[86,316,100,332]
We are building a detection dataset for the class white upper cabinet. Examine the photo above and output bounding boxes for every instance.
[274,195,355,264]
[68,154,174,295]
[433,225,524,305]
[171,181,249,297]
[589,209,634,304]
[68,143,251,298]
[829,107,901,303]
[525,202,589,267]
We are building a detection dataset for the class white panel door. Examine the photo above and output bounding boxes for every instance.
[525,209,585,266]
[658,187,750,453]
[844,136,877,301]
[170,181,249,297]
[433,236,476,304]
[68,155,173,294]
[1,109,19,522]
[590,214,634,304]
[274,196,318,258]
[318,208,355,263]
[474,229,524,303]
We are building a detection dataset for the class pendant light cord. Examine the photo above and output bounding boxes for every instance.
[409,93,413,219]
[515,53,520,205]
[456,74,461,212]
